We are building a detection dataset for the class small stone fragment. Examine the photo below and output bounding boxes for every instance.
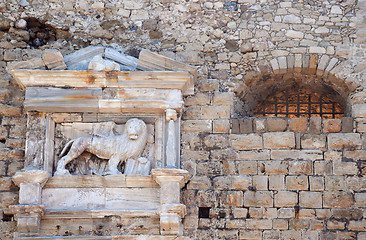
[88,55,120,71]
[15,19,27,29]
[42,49,67,70]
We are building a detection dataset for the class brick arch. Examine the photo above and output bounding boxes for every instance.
[235,54,361,118]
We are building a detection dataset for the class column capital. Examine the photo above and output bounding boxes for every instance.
[12,170,49,187]
[151,169,189,188]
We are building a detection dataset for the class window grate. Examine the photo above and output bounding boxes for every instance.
[253,89,344,119]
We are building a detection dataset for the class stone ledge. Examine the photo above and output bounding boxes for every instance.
[43,209,159,219]
[15,235,184,240]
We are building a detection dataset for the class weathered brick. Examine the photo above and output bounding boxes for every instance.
[299,191,322,208]
[289,219,310,229]
[273,219,288,230]
[323,119,341,133]
[271,149,323,160]
[278,208,295,218]
[231,119,240,134]
[348,220,366,231]
[237,150,270,160]
[263,132,295,149]
[222,160,237,175]
[332,208,363,219]
[355,193,366,207]
[316,209,332,219]
[182,120,212,133]
[252,175,268,190]
[289,160,312,174]
[327,220,345,230]
[213,119,230,133]
[309,176,324,191]
[259,161,288,175]
[233,208,248,218]
[327,133,362,150]
[185,93,211,106]
[325,176,345,191]
[286,175,309,190]
[309,117,321,133]
[298,209,315,218]
[182,150,209,160]
[239,118,253,133]
[201,105,231,119]
[196,161,222,175]
[341,117,353,132]
[314,160,333,175]
[289,118,308,132]
[253,118,267,133]
[246,219,272,230]
[203,134,229,149]
[238,161,257,175]
[187,176,212,190]
[323,191,354,208]
[269,175,285,190]
[281,230,301,239]
[249,207,263,219]
[226,219,245,229]
[213,176,231,190]
[333,161,358,175]
[212,92,233,105]
[239,230,262,239]
[230,134,263,150]
[274,191,298,207]
[300,134,326,149]
[267,117,287,132]
[244,191,273,207]
[231,176,251,190]
[221,191,243,207]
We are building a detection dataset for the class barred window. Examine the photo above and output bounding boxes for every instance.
[253,88,344,119]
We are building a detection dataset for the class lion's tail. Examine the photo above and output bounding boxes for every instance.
[59,139,75,157]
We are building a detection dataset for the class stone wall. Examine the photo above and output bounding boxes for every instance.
[1,0,366,239]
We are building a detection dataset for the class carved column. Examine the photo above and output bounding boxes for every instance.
[9,170,49,237]
[151,169,189,236]
[165,109,178,168]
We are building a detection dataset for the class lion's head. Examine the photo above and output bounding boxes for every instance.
[125,118,147,140]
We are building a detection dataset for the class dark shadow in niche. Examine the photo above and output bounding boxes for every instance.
[198,207,210,218]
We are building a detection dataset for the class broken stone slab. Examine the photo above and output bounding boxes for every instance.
[64,46,105,70]
[42,49,67,70]
[7,58,45,71]
[88,55,120,71]
[105,48,138,71]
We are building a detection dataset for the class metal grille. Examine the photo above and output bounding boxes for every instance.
[253,89,344,119]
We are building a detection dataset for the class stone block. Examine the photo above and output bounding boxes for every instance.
[289,219,310,230]
[342,117,353,132]
[289,161,312,174]
[273,219,288,230]
[231,176,251,190]
[355,193,366,207]
[310,176,324,191]
[263,132,295,149]
[201,106,230,119]
[332,208,363,220]
[19,183,42,204]
[246,219,272,230]
[299,191,322,208]
[238,161,257,175]
[249,207,263,219]
[221,191,243,207]
[289,118,308,132]
[323,191,354,208]
[269,175,285,190]
[185,93,210,106]
[323,119,341,133]
[309,117,321,133]
[230,134,263,150]
[314,160,333,175]
[42,49,67,70]
[274,191,298,207]
[253,118,267,133]
[348,220,366,231]
[213,119,230,133]
[233,208,248,218]
[237,150,270,161]
[267,117,287,132]
[231,119,240,134]
[259,161,288,175]
[286,175,308,190]
[187,176,211,190]
[333,161,358,175]
[212,92,233,105]
[244,191,273,207]
[239,118,253,133]
[327,220,345,230]
[278,208,295,218]
[239,230,262,239]
[252,175,268,190]
[182,120,212,133]
[327,133,362,150]
[301,134,326,149]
